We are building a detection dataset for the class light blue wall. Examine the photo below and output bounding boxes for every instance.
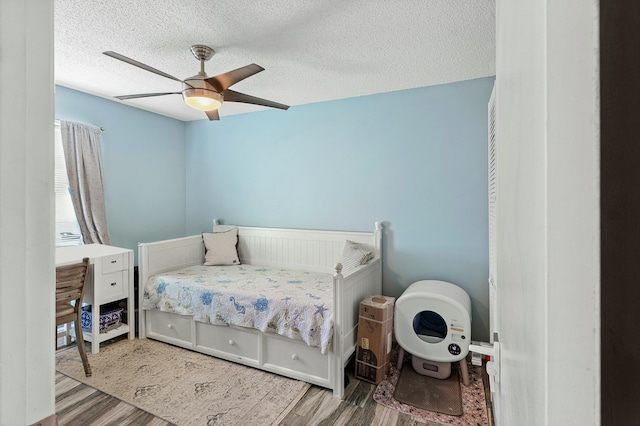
[55,86,187,262]
[185,77,495,341]
[54,78,494,340]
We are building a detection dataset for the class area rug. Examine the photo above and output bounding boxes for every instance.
[373,353,489,425]
[56,339,310,426]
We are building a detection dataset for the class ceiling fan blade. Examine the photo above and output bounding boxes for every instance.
[205,109,220,121]
[206,64,264,91]
[103,51,183,82]
[115,92,181,100]
[222,89,289,110]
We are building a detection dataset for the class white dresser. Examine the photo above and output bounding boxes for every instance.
[56,244,135,354]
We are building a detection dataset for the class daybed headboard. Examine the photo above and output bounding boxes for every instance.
[216,220,382,273]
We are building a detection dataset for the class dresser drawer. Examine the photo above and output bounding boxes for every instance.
[101,253,127,274]
[196,322,259,362]
[263,335,329,380]
[146,310,192,346]
[100,270,128,301]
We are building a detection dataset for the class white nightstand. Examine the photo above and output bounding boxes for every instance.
[56,244,135,354]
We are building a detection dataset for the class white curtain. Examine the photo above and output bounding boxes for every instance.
[60,120,111,245]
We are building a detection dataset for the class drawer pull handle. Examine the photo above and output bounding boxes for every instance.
[111,260,117,264]
[167,324,173,329]
[110,282,117,286]
[229,340,235,346]
[291,354,298,361]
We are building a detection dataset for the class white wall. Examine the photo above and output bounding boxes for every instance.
[495,0,600,425]
[0,0,56,424]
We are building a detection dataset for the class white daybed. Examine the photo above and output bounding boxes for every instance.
[138,221,383,398]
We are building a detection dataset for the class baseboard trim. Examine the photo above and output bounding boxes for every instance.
[31,413,57,426]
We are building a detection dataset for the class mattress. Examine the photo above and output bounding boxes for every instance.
[143,264,334,354]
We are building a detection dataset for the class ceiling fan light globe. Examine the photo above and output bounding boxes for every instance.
[185,97,221,111]
[182,88,223,111]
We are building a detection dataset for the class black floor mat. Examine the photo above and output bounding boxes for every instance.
[393,365,463,416]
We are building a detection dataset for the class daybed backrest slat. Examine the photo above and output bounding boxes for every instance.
[235,225,380,273]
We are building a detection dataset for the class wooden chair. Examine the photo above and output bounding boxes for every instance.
[56,257,92,376]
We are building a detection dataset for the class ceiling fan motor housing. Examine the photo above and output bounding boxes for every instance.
[182,74,223,111]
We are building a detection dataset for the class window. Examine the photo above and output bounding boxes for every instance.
[55,121,83,246]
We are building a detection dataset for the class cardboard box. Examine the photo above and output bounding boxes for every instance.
[359,295,395,323]
[356,316,393,367]
[354,295,395,384]
[355,360,389,384]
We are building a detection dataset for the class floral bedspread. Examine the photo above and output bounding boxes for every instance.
[142,264,334,354]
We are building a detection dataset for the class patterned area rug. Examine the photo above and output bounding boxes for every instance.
[56,339,310,426]
[373,352,489,425]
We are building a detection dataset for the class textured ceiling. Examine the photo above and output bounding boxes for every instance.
[54,0,495,122]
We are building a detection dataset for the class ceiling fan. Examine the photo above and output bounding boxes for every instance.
[103,45,289,121]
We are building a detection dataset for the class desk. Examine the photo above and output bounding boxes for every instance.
[56,244,135,354]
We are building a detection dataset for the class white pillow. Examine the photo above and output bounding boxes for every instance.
[341,240,373,274]
[202,228,240,266]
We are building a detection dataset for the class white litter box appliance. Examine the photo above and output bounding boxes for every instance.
[394,280,472,383]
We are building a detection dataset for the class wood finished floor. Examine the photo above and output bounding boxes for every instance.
[55,372,174,426]
[55,341,493,426]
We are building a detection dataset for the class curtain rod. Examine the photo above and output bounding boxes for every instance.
[54,119,105,132]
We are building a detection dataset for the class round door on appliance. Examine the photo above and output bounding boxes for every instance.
[412,310,447,343]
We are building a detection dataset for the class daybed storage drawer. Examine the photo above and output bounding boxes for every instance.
[146,310,192,345]
[196,323,259,362]
[263,335,329,380]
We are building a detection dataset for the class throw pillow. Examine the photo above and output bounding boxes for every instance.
[340,240,372,274]
[203,228,240,266]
